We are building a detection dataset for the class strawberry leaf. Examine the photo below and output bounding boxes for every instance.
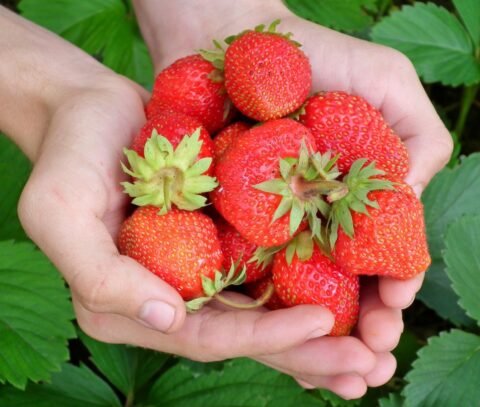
[453,0,480,48]
[147,358,324,406]
[0,363,121,406]
[404,329,480,406]
[444,216,480,325]
[0,134,31,241]
[79,331,170,397]
[371,3,480,86]
[419,153,480,325]
[378,393,404,407]
[18,0,153,87]
[0,241,75,389]
[284,0,377,34]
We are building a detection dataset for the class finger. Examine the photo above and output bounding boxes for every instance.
[378,273,425,309]
[20,181,186,333]
[73,299,333,360]
[257,336,376,378]
[364,352,397,387]
[356,280,404,352]
[180,305,334,358]
[295,378,316,389]
[302,374,368,400]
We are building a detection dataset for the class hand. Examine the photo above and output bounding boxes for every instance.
[133,0,452,396]
[18,72,384,399]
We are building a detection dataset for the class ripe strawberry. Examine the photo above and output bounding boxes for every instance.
[223,23,311,121]
[333,181,430,279]
[299,91,409,179]
[272,244,359,336]
[146,54,233,133]
[121,112,218,213]
[212,118,340,247]
[216,218,270,283]
[213,121,250,160]
[245,275,286,310]
[131,110,215,175]
[118,207,223,300]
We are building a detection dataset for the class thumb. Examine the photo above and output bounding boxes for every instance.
[19,188,186,333]
[70,252,187,333]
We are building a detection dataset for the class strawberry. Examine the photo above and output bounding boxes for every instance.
[272,243,360,336]
[223,22,311,121]
[299,91,409,179]
[245,275,286,310]
[213,121,250,160]
[121,115,218,213]
[216,218,270,283]
[328,161,430,279]
[146,54,233,133]
[118,206,244,310]
[131,110,214,175]
[211,118,341,247]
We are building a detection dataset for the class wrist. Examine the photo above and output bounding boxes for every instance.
[133,0,292,72]
[0,7,125,161]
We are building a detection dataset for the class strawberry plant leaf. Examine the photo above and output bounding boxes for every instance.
[0,363,121,407]
[18,0,153,87]
[419,153,480,325]
[371,3,480,86]
[148,358,325,406]
[0,135,31,241]
[378,393,404,407]
[444,216,480,325]
[79,331,171,398]
[284,0,378,33]
[453,0,480,48]
[0,241,75,389]
[404,329,480,407]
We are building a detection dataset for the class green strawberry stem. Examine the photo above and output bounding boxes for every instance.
[289,176,348,202]
[121,129,218,214]
[213,282,274,309]
[185,263,247,312]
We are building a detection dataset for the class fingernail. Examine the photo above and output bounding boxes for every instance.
[139,300,176,332]
[412,184,423,198]
[306,327,329,340]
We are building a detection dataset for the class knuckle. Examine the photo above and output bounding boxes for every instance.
[70,265,113,313]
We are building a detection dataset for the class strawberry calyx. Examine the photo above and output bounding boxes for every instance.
[225,19,301,47]
[121,129,218,214]
[328,158,394,248]
[253,142,342,241]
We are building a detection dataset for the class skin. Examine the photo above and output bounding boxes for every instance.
[0,0,452,400]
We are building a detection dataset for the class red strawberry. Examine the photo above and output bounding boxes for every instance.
[212,118,328,247]
[217,218,270,283]
[118,207,224,300]
[118,207,247,311]
[224,23,311,121]
[131,110,214,176]
[146,54,233,133]
[299,91,409,179]
[272,244,359,336]
[213,121,250,160]
[246,275,286,310]
[333,181,430,280]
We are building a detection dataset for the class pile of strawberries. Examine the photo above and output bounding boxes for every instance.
[118,21,430,336]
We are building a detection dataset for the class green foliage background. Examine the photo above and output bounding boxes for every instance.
[0,0,480,406]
